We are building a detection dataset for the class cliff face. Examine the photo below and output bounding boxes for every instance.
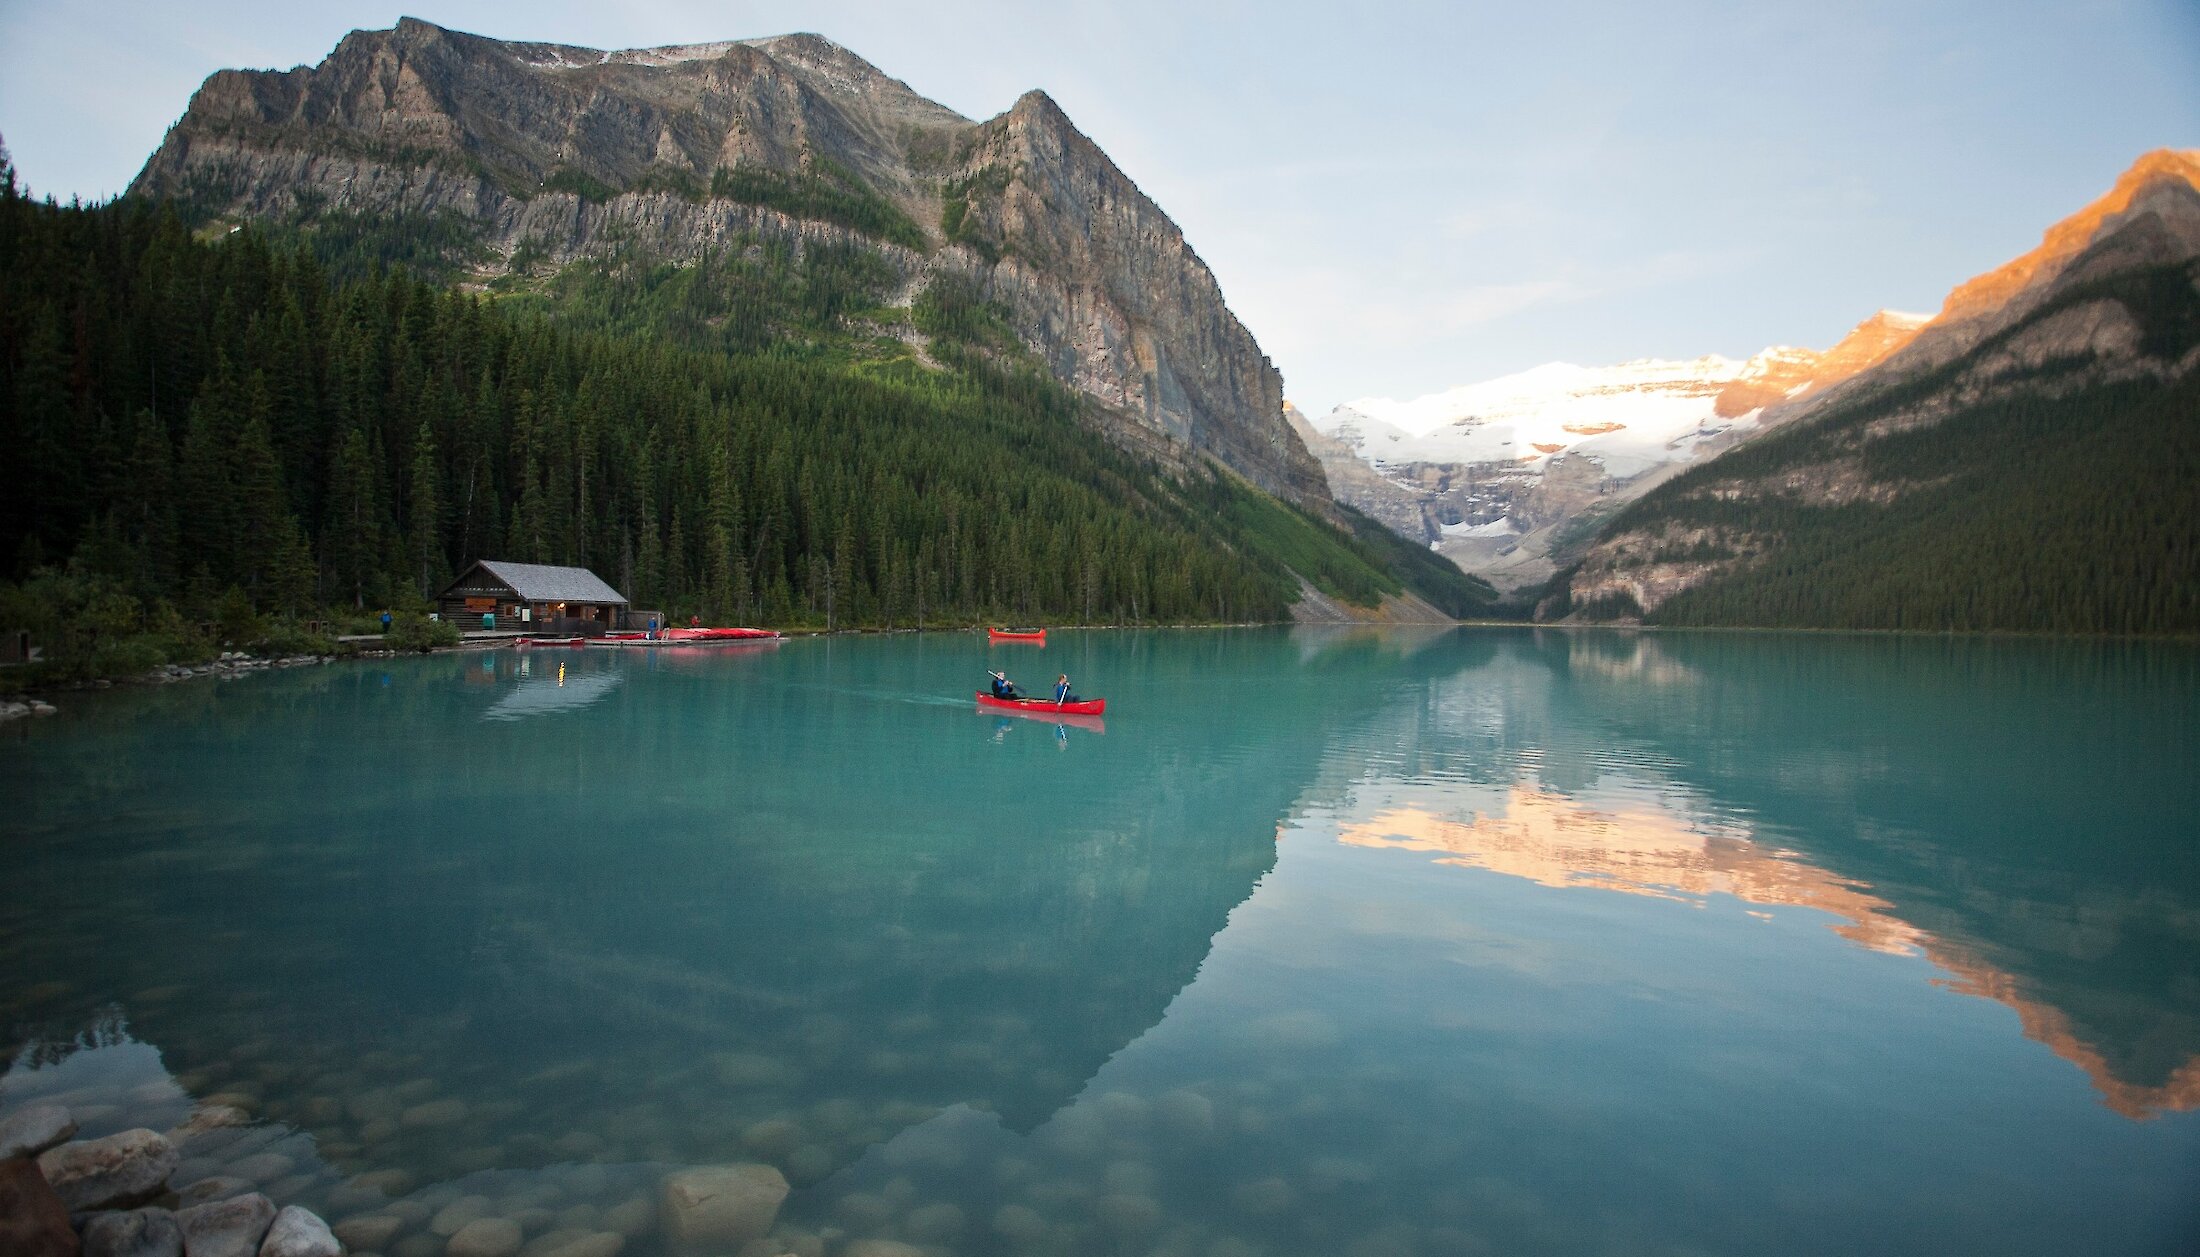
[1553,149,2200,624]
[132,20,1328,508]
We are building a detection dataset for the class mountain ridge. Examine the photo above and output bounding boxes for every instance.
[1548,148,2200,632]
[1295,311,1933,594]
[132,20,1332,512]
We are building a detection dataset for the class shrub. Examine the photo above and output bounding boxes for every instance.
[385,613,461,652]
[251,620,337,658]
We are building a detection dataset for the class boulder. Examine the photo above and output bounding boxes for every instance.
[257,1207,341,1257]
[657,1164,788,1256]
[37,1130,178,1212]
[446,1217,523,1257]
[81,1208,183,1257]
[0,1105,78,1159]
[0,1156,81,1257]
[177,1192,276,1257]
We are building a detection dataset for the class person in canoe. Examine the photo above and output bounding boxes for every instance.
[988,669,1022,700]
[1053,673,1077,704]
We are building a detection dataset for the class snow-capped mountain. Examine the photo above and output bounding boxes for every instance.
[1326,354,1774,478]
[1296,312,1930,591]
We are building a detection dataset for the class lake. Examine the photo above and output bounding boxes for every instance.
[3,628,2197,1257]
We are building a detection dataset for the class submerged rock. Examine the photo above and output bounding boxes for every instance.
[80,1208,182,1257]
[0,1157,82,1257]
[658,1164,788,1256]
[37,1130,178,1212]
[0,1105,78,1159]
[430,1196,495,1236]
[175,1192,276,1257]
[328,1213,404,1250]
[257,1207,341,1257]
[446,1216,523,1257]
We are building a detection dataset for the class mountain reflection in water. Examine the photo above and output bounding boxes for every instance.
[1310,630,2200,1121]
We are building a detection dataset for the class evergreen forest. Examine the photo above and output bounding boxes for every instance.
[1558,261,2200,634]
[0,149,1495,677]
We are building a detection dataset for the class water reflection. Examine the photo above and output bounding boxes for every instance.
[3,628,2195,1256]
[482,664,622,722]
[1307,630,2200,1120]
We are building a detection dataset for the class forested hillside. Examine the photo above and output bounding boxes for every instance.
[1547,260,2200,634]
[0,153,1492,662]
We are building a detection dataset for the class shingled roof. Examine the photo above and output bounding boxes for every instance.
[456,560,628,604]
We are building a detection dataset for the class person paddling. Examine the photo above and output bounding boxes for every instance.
[1054,673,1074,704]
[988,669,1021,700]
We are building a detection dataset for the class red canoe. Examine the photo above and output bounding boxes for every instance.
[664,626,780,641]
[988,627,1046,642]
[975,691,1105,716]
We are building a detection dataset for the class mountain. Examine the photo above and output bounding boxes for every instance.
[1298,315,1927,593]
[1549,149,2200,632]
[130,20,1329,510]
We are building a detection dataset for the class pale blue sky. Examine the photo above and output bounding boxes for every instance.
[2,0,2194,413]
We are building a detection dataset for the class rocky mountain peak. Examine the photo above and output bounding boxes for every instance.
[129,22,1328,511]
[1938,147,2200,324]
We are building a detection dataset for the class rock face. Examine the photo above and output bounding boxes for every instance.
[130,19,1328,510]
[35,1130,178,1212]
[0,1105,78,1159]
[0,1157,82,1257]
[1553,148,2200,621]
[657,1163,788,1255]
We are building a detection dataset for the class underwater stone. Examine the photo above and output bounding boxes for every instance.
[1230,1176,1293,1216]
[992,1204,1048,1245]
[430,1197,495,1236]
[175,1176,252,1206]
[175,1191,276,1257]
[446,1217,523,1257]
[598,1198,653,1238]
[903,1203,965,1241]
[658,1164,788,1256]
[399,1099,468,1130]
[329,1214,405,1250]
[1095,1193,1164,1235]
[223,1152,295,1184]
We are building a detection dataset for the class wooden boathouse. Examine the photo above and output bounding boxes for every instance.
[437,561,630,633]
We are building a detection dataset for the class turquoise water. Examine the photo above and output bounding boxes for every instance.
[3,628,2197,1256]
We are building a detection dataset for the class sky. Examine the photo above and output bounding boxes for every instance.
[2,0,2195,415]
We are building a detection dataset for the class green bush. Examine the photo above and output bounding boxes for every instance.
[385,613,461,652]
[251,620,337,658]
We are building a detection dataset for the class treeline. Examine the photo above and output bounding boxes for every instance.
[1572,265,2200,634]
[0,155,1476,636]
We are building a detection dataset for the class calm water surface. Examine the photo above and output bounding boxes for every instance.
[3,628,2197,1256]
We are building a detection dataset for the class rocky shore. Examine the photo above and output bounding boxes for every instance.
[0,1098,804,1257]
[1,653,340,722]
[2,1102,344,1257]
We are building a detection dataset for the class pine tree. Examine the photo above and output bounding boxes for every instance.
[407,416,445,597]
